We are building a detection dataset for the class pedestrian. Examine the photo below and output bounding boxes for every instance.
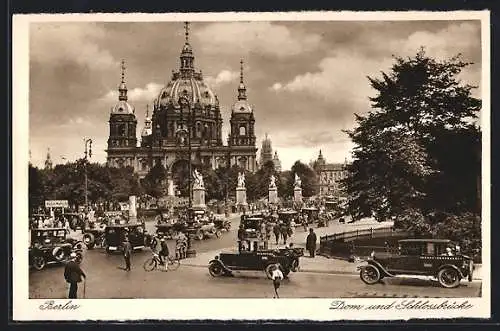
[237,224,246,252]
[273,223,281,245]
[64,252,86,299]
[270,264,284,299]
[123,236,132,271]
[306,228,317,258]
[280,223,289,245]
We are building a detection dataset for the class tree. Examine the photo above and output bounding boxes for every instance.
[142,162,167,203]
[252,161,280,199]
[286,161,319,197]
[343,49,481,225]
[29,163,46,212]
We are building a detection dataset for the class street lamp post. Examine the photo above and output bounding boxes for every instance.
[179,96,196,256]
[83,138,93,209]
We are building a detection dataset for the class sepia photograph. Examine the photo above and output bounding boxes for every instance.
[12,11,490,320]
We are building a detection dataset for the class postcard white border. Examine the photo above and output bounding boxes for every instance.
[12,11,491,321]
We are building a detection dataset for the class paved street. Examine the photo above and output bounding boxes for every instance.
[29,214,480,299]
[29,248,480,299]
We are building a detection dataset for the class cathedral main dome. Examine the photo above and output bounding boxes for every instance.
[153,25,218,110]
[154,72,218,109]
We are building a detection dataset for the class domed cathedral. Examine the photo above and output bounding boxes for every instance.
[106,22,258,189]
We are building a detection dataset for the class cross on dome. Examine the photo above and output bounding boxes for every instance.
[121,59,126,83]
[240,59,244,84]
[184,22,190,43]
[238,58,247,100]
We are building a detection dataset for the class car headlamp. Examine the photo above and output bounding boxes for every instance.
[370,251,375,258]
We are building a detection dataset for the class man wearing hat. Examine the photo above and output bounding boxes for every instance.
[64,253,86,299]
[123,236,132,271]
[159,238,170,270]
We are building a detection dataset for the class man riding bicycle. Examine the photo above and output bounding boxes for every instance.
[158,238,170,265]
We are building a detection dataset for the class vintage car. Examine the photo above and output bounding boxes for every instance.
[82,222,107,249]
[29,228,83,271]
[104,223,146,254]
[241,215,267,239]
[213,217,231,232]
[208,246,302,279]
[154,222,187,241]
[358,239,474,288]
[301,207,319,224]
[277,209,299,226]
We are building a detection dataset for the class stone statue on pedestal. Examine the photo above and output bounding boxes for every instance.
[269,175,276,189]
[237,172,246,188]
[193,169,204,189]
[294,173,302,189]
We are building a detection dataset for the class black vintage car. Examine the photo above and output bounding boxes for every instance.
[277,209,299,226]
[155,222,187,240]
[29,228,84,271]
[301,207,319,224]
[213,217,231,232]
[82,221,107,249]
[208,247,302,279]
[358,239,474,288]
[104,223,146,254]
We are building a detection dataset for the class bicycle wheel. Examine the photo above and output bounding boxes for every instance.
[167,257,180,271]
[143,258,157,272]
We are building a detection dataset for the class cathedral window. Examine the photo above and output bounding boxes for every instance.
[239,125,246,136]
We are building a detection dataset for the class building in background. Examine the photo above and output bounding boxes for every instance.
[314,150,348,197]
[272,151,282,172]
[105,23,258,193]
[44,148,53,170]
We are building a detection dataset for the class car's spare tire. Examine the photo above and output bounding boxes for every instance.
[83,233,95,249]
[52,246,66,261]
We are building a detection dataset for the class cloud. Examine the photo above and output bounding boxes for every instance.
[101,82,163,103]
[205,70,239,89]
[30,23,118,70]
[271,22,480,106]
[195,22,322,57]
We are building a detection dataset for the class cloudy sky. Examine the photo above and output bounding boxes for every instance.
[28,19,481,170]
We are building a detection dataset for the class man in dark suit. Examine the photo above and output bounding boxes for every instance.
[306,228,317,258]
[123,236,132,271]
[64,253,86,299]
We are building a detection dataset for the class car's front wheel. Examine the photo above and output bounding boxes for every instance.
[437,267,461,288]
[195,229,204,241]
[32,255,46,271]
[208,261,224,277]
[360,265,381,285]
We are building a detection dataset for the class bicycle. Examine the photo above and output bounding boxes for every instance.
[143,252,180,272]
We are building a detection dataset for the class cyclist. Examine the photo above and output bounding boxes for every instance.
[158,238,170,268]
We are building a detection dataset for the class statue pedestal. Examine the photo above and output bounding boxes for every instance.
[128,195,137,222]
[192,187,206,208]
[236,187,247,207]
[268,187,278,204]
[294,188,303,203]
[167,177,175,196]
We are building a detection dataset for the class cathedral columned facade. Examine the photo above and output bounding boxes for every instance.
[106,23,258,191]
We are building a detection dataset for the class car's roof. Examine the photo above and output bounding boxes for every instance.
[302,207,318,210]
[32,227,66,231]
[244,217,264,221]
[398,239,451,243]
[107,223,143,228]
[278,210,298,214]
